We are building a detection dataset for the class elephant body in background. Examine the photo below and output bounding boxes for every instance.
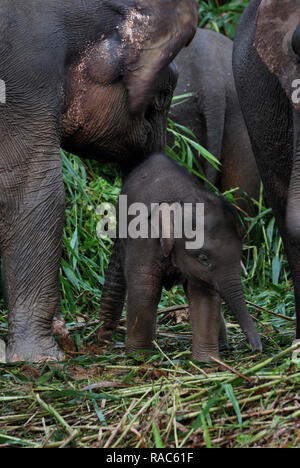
[233,0,300,339]
[169,28,260,211]
[0,0,198,362]
[99,153,262,362]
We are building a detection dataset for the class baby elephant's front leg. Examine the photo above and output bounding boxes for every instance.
[187,282,222,363]
[126,269,163,353]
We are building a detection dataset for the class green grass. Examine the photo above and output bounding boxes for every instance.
[198,0,250,39]
[0,0,299,449]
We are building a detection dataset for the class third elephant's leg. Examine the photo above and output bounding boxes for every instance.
[187,282,222,362]
[0,132,65,362]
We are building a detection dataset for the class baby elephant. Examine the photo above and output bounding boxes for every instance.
[99,153,262,362]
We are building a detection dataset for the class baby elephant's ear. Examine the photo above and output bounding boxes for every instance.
[121,0,198,114]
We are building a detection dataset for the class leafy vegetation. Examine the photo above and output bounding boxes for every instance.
[199,0,250,39]
[0,0,299,449]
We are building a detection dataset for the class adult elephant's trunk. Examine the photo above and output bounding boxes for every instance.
[123,0,198,114]
[218,274,262,353]
[287,110,300,240]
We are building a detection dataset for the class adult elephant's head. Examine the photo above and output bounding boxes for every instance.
[253,0,300,239]
[62,0,198,164]
[119,0,198,114]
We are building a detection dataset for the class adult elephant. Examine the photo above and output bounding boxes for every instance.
[233,0,300,340]
[0,0,198,362]
[169,28,260,211]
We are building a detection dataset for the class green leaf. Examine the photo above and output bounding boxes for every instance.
[152,422,165,448]
[223,384,243,431]
[272,255,281,285]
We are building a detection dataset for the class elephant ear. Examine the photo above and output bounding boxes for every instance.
[119,0,198,114]
[254,0,300,110]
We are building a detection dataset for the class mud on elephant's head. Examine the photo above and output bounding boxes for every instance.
[254,0,300,239]
[254,0,300,110]
[62,0,198,165]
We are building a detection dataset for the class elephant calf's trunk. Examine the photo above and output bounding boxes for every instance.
[219,279,262,353]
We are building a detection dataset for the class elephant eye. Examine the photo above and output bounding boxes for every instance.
[198,253,210,267]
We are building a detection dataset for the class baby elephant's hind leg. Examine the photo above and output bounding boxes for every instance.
[99,241,126,343]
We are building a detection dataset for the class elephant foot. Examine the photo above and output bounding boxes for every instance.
[98,326,115,343]
[6,336,65,363]
[126,341,153,354]
[192,344,219,363]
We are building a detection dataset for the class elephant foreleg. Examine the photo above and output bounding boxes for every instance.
[125,267,163,353]
[187,282,222,362]
[0,140,65,362]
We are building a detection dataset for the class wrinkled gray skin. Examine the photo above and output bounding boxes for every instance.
[0,0,198,362]
[169,29,260,211]
[233,0,300,339]
[99,153,262,362]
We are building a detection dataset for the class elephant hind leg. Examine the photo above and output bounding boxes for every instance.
[98,241,126,343]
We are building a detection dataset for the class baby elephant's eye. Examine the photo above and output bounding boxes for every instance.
[198,253,210,267]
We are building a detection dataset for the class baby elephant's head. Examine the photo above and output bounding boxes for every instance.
[157,197,242,291]
[156,196,262,353]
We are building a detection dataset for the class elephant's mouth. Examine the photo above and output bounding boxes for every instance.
[183,272,216,295]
